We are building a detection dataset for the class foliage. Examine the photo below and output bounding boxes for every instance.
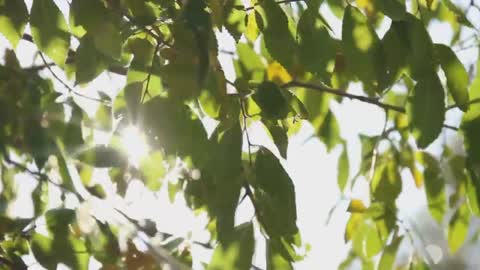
[0,0,479,269]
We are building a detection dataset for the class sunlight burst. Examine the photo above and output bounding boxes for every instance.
[120,125,150,167]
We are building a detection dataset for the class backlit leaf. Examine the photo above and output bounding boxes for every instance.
[208,222,255,270]
[448,202,470,254]
[408,73,445,148]
[30,0,70,67]
[435,44,469,111]
[0,0,28,48]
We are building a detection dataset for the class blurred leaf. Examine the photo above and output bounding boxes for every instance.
[87,184,107,199]
[435,44,469,111]
[418,152,446,223]
[448,202,470,254]
[208,222,255,270]
[266,239,293,270]
[338,142,350,192]
[347,199,367,213]
[139,151,165,191]
[371,161,402,204]
[75,35,107,84]
[32,181,49,216]
[318,110,341,152]
[0,0,28,48]
[378,236,403,270]
[30,0,70,67]
[77,145,127,168]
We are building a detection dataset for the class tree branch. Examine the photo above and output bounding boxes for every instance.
[283,80,406,113]
[238,0,305,11]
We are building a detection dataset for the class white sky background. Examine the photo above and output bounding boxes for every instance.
[1,0,480,269]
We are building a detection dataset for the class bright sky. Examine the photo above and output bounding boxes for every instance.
[2,0,480,269]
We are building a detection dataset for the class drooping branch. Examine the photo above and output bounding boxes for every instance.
[239,0,305,11]
[283,80,407,113]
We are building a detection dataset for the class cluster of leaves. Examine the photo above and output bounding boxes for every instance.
[0,0,480,269]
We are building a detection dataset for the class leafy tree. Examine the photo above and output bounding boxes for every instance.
[0,0,479,269]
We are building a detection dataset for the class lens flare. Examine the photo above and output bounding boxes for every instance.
[120,125,149,167]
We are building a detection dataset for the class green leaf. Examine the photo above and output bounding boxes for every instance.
[418,152,446,224]
[297,7,336,79]
[338,142,350,192]
[236,42,265,81]
[342,5,385,93]
[371,161,402,204]
[93,22,122,60]
[30,233,56,270]
[30,0,70,67]
[462,79,480,166]
[408,73,445,148]
[75,35,107,84]
[45,208,76,236]
[253,81,289,120]
[55,139,76,193]
[70,0,108,37]
[76,145,127,168]
[139,151,165,191]
[261,0,296,71]
[382,22,410,85]
[32,181,49,216]
[208,222,255,270]
[448,202,470,254]
[86,221,120,264]
[31,233,89,270]
[435,44,469,111]
[207,123,243,242]
[376,0,408,20]
[266,239,293,270]
[87,184,107,199]
[0,0,28,48]
[254,148,298,240]
[443,0,474,28]
[378,236,403,270]
[264,121,288,159]
[318,110,341,152]
[403,16,435,79]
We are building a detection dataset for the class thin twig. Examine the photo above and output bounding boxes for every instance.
[37,52,109,105]
[283,80,406,113]
[446,98,480,110]
[141,40,162,103]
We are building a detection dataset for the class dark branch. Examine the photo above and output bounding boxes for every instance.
[283,80,406,113]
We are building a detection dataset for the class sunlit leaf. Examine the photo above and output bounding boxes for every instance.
[0,0,28,48]
[30,0,70,67]
[208,222,255,270]
[378,236,403,270]
[435,44,469,111]
[448,202,470,254]
[417,152,446,224]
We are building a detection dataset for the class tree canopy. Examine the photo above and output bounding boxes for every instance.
[0,0,480,269]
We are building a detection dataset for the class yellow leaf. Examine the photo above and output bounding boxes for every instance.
[410,165,424,188]
[245,11,259,42]
[345,213,363,242]
[267,61,292,84]
[348,199,367,213]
